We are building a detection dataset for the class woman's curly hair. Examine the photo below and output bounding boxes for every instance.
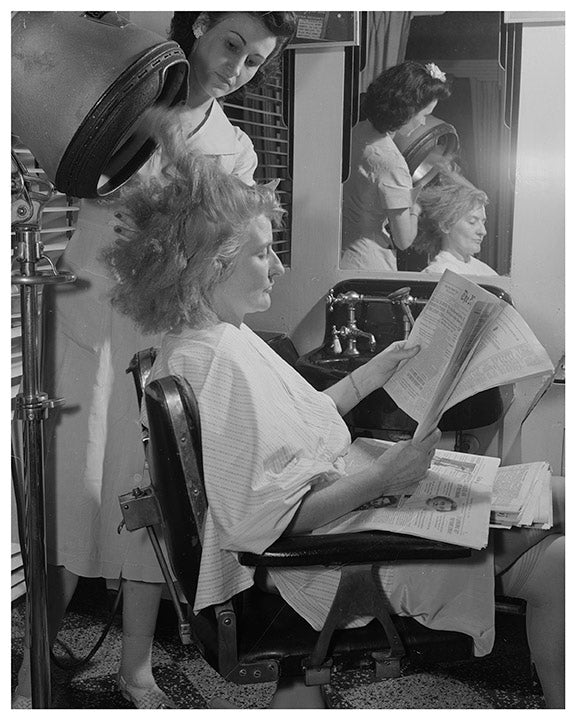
[412,171,489,260]
[102,107,285,334]
[363,61,452,134]
[169,11,296,90]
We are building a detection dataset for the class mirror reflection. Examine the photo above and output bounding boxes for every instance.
[340,11,515,276]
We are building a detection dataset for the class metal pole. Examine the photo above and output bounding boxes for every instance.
[13,223,75,708]
[16,226,51,708]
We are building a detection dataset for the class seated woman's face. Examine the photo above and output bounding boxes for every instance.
[444,203,487,261]
[211,215,284,326]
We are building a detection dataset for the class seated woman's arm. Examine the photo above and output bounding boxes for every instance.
[324,340,419,416]
[285,429,440,534]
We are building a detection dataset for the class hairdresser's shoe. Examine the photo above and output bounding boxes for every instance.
[11,694,32,709]
[117,672,178,709]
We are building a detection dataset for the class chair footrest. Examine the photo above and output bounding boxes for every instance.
[238,531,471,567]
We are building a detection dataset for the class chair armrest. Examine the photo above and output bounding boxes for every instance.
[238,531,471,567]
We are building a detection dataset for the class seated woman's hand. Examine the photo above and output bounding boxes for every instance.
[374,428,441,496]
[365,340,420,387]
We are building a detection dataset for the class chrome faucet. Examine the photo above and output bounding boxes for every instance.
[327,290,376,356]
[384,287,416,340]
[326,287,425,354]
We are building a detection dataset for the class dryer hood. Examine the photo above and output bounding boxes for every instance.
[393,115,459,188]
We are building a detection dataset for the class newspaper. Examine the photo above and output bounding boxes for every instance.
[490,461,553,529]
[313,437,500,550]
[383,270,554,441]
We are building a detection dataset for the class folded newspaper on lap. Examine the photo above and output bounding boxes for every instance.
[314,437,500,550]
[314,438,553,549]
[383,269,555,442]
[490,461,553,530]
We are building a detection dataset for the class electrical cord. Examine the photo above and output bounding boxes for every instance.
[11,444,124,671]
[50,582,123,670]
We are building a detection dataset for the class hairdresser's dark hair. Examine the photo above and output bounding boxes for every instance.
[102,107,285,334]
[363,61,452,134]
[412,171,489,260]
[169,11,296,89]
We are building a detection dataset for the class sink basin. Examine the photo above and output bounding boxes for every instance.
[294,278,513,433]
[295,348,510,434]
[297,353,371,376]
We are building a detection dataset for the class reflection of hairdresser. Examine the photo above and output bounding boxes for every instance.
[414,174,498,276]
[105,115,564,708]
[341,61,451,272]
[13,12,297,711]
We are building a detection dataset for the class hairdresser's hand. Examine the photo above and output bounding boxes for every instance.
[374,428,441,496]
[108,211,137,239]
[361,340,420,389]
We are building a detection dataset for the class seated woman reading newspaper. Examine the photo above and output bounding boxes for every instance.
[103,109,565,709]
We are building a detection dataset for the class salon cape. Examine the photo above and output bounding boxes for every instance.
[422,250,498,277]
[146,323,496,656]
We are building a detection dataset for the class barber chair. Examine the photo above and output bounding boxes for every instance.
[119,348,475,704]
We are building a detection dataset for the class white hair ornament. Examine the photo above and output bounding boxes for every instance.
[425,63,446,82]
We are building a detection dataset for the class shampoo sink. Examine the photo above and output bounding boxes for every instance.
[295,278,512,438]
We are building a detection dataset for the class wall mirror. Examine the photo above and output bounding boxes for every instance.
[340,11,520,276]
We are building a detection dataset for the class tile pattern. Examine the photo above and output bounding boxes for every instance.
[11,578,544,710]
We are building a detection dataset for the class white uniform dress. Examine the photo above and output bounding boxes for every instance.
[147,323,496,656]
[422,250,498,277]
[44,100,257,582]
[341,121,418,272]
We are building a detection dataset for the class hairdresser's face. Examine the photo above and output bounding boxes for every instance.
[444,204,487,261]
[189,13,278,103]
[212,215,285,327]
[397,100,438,137]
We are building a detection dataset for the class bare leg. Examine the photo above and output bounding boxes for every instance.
[14,565,79,698]
[495,477,565,708]
[520,535,564,708]
[119,579,164,688]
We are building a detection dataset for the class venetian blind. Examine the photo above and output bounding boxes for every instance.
[222,55,293,266]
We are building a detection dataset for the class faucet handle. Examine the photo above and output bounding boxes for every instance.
[326,289,336,311]
[330,325,342,355]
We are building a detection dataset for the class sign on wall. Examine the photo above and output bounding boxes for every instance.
[288,11,360,48]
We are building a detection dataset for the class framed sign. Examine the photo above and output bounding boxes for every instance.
[288,11,360,48]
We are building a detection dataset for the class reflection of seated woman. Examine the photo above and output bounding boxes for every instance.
[414,176,498,276]
[341,61,451,272]
[104,113,564,708]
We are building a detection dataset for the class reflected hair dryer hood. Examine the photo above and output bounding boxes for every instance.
[393,115,459,188]
[12,11,189,198]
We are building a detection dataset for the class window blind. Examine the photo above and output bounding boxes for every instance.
[223,56,293,266]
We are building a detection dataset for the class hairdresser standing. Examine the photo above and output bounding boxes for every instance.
[341,61,451,272]
[13,11,296,709]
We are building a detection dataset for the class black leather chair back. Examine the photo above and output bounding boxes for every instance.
[144,375,207,608]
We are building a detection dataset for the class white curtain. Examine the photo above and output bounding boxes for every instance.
[360,11,414,92]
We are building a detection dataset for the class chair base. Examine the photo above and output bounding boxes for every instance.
[192,585,474,686]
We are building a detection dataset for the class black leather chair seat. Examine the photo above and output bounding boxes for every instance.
[239,531,471,567]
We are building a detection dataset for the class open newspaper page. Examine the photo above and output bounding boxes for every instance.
[313,437,499,550]
[383,270,506,440]
[383,270,554,440]
[444,302,554,411]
